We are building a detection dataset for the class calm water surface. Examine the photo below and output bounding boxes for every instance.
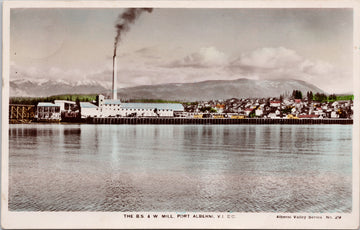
[9,124,352,212]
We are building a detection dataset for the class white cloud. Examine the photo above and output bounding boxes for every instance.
[300,59,334,75]
[227,47,351,93]
[10,46,352,94]
[231,47,303,70]
[169,46,228,68]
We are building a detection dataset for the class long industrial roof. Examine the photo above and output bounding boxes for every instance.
[37,102,60,107]
[80,102,98,108]
[54,100,76,104]
[121,103,184,111]
[104,99,122,105]
[69,101,184,111]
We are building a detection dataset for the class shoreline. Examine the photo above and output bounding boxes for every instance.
[84,117,353,125]
[9,117,353,125]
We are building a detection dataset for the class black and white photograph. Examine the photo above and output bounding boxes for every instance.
[1,1,359,229]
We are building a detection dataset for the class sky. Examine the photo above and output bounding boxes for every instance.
[10,8,354,93]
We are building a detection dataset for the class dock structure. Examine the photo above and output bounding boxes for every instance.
[87,117,353,125]
[9,104,35,123]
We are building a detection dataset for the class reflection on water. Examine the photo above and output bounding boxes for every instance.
[9,124,352,212]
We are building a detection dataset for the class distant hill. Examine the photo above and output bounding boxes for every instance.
[117,78,325,101]
[10,78,325,101]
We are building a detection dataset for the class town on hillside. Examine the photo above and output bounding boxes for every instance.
[183,92,353,119]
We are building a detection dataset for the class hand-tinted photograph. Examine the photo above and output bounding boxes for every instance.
[3,2,358,229]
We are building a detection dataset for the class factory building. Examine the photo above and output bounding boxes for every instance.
[35,102,61,120]
[78,53,186,118]
[54,100,76,112]
[36,100,77,121]
[36,54,185,120]
[80,102,99,118]
[35,95,184,120]
[79,94,184,118]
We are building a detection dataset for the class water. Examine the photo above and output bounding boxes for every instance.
[9,124,352,212]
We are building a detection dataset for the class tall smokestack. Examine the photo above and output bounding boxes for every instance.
[111,8,153,100]
[112,55,117,100]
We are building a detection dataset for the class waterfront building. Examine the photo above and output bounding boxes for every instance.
[255,109,263,117]
[54,100,76,112]
[35,102,61,120]
[120,103,183,117]
[36,100,77,121]
[80,102,99,118]
[79,94,184,118]
[244,108,253,116]
[270,101,281,107]
[267,113,278,119]
[275,109,281,116]
[331,111,338,118]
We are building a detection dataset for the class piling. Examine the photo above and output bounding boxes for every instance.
[85,117,352,125]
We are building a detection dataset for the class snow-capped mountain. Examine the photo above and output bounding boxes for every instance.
[10,78,110,97]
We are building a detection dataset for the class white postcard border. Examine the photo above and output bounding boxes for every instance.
[1,1,360,229]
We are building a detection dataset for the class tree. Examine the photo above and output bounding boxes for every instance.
[337,108,347,118]
[346,106,353,118]
[282,106,293,114]
[209,108,217,113]
[199,106,217,113]
[314,93,327,102]
[328,94,337,101]
[76,97,81,110]
[307,91,313,101]
[265,98,270,107]
[292,90,302,99]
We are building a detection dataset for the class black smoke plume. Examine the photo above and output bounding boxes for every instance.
[113,8,153,56]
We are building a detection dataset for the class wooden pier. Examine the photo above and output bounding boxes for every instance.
[9,104,35,123]
[86,117,353,125]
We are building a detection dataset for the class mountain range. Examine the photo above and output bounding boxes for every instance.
[10,78,110,98]
[10,78,325,101]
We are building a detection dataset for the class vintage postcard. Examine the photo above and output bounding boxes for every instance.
[1,0,359,229]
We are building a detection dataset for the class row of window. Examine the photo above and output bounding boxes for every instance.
[38,107,61,113]
[96,108,172,112]
[101,104,174,112]
[64,104,75,110]
[37,112,60,118]
[103,104,120,107]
